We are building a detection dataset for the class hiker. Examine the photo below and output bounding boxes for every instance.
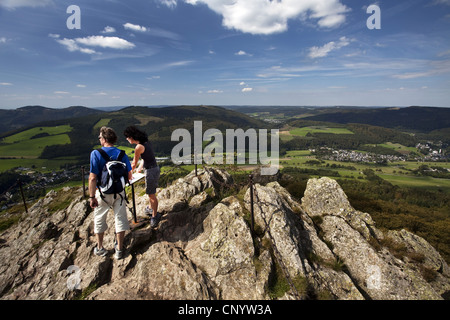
[124,125,161,228]
[89,126,132,260]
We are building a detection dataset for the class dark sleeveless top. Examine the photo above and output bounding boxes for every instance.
[141,142,157,169]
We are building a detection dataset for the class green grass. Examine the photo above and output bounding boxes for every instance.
[379,174,450,190]
[281,149,450,191]
[1,125,72,143]
[364,142,417,154]
[93,118,111,130]
[289,126,354,137]
[0,125,72,162]
[0,134,71,158]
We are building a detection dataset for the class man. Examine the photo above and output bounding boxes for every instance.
[89,126,132,260]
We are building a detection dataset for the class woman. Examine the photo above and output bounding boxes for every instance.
[124,125,161,228]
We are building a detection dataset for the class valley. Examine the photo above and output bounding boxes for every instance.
[0,105,449,263]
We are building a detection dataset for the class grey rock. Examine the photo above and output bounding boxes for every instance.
[1,170,448,300]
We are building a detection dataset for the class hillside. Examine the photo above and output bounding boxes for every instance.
[0,168,449,300]
[0,106,103,135]
[302,106,450,133]
[0,105,267,163]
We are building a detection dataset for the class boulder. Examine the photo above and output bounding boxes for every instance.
[1,170,448,300]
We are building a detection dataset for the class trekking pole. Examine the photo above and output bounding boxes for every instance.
[17,179,28,213]
[249,174,254,235]
[131,183,137,224]
[81,166,86,198]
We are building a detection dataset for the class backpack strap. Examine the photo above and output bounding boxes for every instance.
[97,148,112,162]
[95,149,111,201]
[117,149,126,162]
[97,148,125,162]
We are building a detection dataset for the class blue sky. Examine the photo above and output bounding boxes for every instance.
[0,0,449,109]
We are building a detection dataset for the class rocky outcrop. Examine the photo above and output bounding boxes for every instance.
[0,170,449,300]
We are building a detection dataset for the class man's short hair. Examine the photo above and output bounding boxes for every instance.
[99,126,118,144]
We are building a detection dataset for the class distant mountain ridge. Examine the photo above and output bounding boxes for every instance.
[0,106,104,135]
[0,105,268,161]
[302,106,450,132]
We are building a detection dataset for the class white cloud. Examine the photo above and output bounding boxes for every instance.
[242,87,253,92]
[0,0,52,10]
[76,36,135,49]
[0,82,12,86]
[308,36,352,58]
[124,23,148,33]
[207,89,223,93]
[235,50,252,56]
[392,59,450,79]
[76,84,86,88]
[55,36,135,54]
[0,37,8,43]
[101,26,116,34]
[157,0,177,8]
[184,0,350,34]
[433,0,450,6]
[56,38,97,54]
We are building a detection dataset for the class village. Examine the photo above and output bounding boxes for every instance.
[312,141,448,164]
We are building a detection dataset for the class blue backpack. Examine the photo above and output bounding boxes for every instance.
[96,148,129,204]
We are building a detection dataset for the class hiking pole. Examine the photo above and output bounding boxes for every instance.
[249,174,254,235]
[131,183,137,224]
[17,179,28,213]
[81,166,86,198]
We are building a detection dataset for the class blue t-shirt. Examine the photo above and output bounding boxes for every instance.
[90,147,132,176]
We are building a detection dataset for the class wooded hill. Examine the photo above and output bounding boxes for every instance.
[3,105,267,161]
[301,106,450,133]
[0,106,102,135]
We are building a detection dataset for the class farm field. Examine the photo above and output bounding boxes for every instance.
[0,126,72,158]
[0,134,71,158]
[0,125,74,171]
[279,126,354,142]
[281,150,450,191]
[1,125,72,143]
[289,126,354,136]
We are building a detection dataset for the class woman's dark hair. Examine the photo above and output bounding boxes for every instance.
[124,125,148,144]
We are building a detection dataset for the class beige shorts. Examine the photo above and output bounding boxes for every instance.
[93,191,130,234]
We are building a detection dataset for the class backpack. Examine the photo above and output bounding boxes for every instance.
[96,148,129,204]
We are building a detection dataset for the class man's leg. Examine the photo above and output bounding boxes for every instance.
[113,192,130,252]
[96,232,105,249]
[94,194,109,249]
[116,231,125,251]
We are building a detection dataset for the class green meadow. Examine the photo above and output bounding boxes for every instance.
[0,125,73,171]
[281,150,450,191]
[1,125,72,144]
[289,126,354,136]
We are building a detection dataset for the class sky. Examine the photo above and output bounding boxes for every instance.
[0,0,449,109]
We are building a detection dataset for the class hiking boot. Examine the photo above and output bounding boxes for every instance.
[94,246,108,257]
[113,238,125,260]
[114,249,125,260]
[145,206,153,217]
[150,212,162,228]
